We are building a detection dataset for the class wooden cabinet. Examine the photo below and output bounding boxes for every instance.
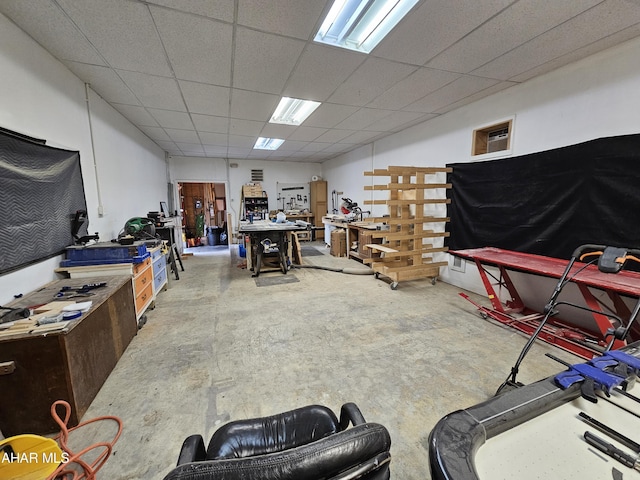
[310,180,327,228]
[0,276,136,435]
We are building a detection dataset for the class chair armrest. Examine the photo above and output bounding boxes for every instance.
[339,403,366,430]
[177,435,206,465]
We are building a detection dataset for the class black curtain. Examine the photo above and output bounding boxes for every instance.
[446,134,640,259]
[0,129,87,275]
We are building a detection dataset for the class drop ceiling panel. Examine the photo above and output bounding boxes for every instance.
[284,44,366,100]
[372,0,514,65]
[237,0,327,40]
[303,104,360,129]
[146,0,235,23]
[64,62,140,105]
[166,129,200,143]
[179,81,230,117]
[367,67,461,110]
[176,142,205,155]
[335,108,394,130]
[259,124,297,139]
[192,114,229,134]
[229,119,265,137]
[425,0,604,74]
[233,27,305,94]
[230,90,280,121]
[151,6,233,85]
[0,0,106,65]
[118,70,186,111]
[364,111,434,133]
[147,109,193,130]
[287,126,329,142]
[313,129,355,144]
[56,0,172,76]
[328,58,417,107]
[112,105,159,127]
[199,132,227,146]
[471,0,640,81]
[404,76,500,113]
[138,126,172,142]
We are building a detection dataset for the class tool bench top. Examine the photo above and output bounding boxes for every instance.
[451,247,640,297]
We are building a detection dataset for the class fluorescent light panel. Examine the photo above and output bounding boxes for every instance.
[253,137,284,150]
[315,0,419,54]
[270,97,321,126]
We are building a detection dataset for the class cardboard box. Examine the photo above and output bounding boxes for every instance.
[243,184,264,197]
[330,229,347,257]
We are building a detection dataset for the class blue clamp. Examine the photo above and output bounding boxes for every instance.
[555,362,627,403]
[598,350,640,373]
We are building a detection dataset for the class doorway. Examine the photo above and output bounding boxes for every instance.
[178,181,229,250]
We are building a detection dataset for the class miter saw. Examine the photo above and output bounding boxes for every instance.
[340,197,370,221]
[117,217,157,244]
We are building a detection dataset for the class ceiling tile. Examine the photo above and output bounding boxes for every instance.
[151,6,232,85]
[138,126,172,142]
[259,123,297,139]
[228,135,256,148]
[166,128,200,143]
[287,126,328,142]
[230,90,280,121]
[229,119,265,137]
[328,58,417,107]
[434,81,516,114]
[510,23,640,83]
[179,80,230,116]
[334,108,394,130]
[367,67,461,110]
[237,0,327,40]
[372,0,514,65]
[64,62,140,105]
[426,1,604,74]
[204,145,228,156]
[340,130,384,145]
[233,27,305,94]
[303,103,360,129]
[147,108,193,129]
[118,70,186,111]
[192,114,229,134]
[472,0,640,81]
[112,104,159,127]
[313,129,356,143]
[146,0,235,23]
[176,142,205,155]
[364,111,434,133]
[404,76,500,113]
[56,0,173,76]
[283,44,366,100]
[0,0,106,65]
[199,132,227,145]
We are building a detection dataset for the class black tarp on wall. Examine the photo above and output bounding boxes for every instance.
[0,128,86,275]
[446,134,640,259]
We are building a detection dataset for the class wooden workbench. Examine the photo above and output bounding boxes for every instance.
[0,276,136,435]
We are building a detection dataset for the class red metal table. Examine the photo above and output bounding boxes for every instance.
[452,247,640,359]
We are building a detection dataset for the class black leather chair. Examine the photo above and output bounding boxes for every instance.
[162,403,391,480]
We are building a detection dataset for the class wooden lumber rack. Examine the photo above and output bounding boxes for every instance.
[363,166,451,289]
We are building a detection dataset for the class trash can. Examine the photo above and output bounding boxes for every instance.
[207,227,218,246]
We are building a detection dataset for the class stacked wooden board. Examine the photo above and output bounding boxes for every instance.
[362,166,451,289]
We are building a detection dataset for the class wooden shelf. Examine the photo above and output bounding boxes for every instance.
[362,166,451,289]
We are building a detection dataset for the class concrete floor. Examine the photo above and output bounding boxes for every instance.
[71,241,580,479]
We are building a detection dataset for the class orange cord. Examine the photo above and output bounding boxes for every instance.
[45,400,123,480]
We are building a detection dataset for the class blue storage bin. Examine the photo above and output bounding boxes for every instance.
[61,242,150,266]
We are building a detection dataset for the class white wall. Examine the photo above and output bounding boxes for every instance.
[322,36,640,300]
[0,13,167,304]
[168,156,322,237]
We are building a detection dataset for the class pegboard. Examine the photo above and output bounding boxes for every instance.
[276,182,310,212]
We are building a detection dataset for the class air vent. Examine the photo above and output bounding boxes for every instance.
[251,169,264,182]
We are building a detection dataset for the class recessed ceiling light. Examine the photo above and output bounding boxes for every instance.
[253,137,285,150]
[315,0,419,54]
[270,97,321,126]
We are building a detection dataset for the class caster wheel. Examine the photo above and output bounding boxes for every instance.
[374,272,380,279]
[431,277,437,285]
[390,282,398,290]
